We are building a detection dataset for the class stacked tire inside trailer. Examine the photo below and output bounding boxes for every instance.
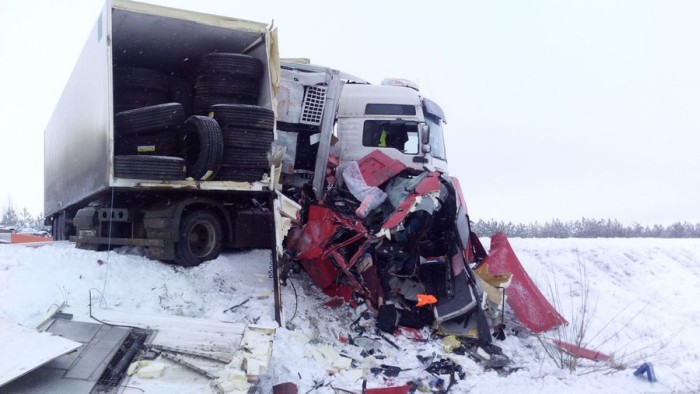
[193,53,263,113]
[210,104,275,181]
[113,103,187,180]
[112,53,272,182]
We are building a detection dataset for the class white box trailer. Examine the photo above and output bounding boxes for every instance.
[44,0,284,266]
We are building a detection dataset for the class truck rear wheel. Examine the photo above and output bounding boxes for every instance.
[175,210,222,267]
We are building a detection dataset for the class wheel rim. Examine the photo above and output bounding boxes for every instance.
[187,221,216,258]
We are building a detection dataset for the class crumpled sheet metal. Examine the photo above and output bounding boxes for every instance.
[480,232,568,333]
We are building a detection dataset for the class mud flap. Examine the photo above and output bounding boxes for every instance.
[480,232,567,333]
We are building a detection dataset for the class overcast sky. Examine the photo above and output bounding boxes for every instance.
[1,0,698,225]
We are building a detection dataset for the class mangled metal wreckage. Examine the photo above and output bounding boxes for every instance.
[284,150,567,348]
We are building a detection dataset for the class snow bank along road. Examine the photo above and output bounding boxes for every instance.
[1,238,699,393]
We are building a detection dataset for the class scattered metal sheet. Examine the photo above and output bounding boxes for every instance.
[1,318,132,393]
[0,319,81,388]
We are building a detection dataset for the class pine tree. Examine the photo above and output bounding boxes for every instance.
[1,200,18,227]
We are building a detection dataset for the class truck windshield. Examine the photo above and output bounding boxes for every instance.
[362,120,419,154]
[426,115,447,161]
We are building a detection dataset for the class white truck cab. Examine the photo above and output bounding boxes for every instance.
[336,80,448,173]
[277,62,449,196]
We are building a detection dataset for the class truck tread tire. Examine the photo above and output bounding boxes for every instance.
[222,127,273,150]
[209,104,275,130]
[184,116,224,180]
[199,53,263,80]
[114,155,186,180]
[195,75,259,97]
[113,66,169,92]
[115,103,186,135]
[215,166,267,182]
[221,148,269,168]
[114,90,168,113]
[193,95,258,114]
[175,210,223,267]
[115,131,181,156]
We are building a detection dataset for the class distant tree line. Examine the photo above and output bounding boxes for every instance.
[0,201,45,230]
[472,218,700,238]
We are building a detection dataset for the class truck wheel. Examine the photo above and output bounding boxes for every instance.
[198,53,263,80]
[184,116,223,180]
[175,210,222,267]
[214,166,266,182]
[51,212,67,241]
[115,103,185,135]
[114,155,186,180]
[222,127,273,150]
[208,104,275,130]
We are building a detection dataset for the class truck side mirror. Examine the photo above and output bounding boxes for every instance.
[420,123,430,145]
[422,144,431,154]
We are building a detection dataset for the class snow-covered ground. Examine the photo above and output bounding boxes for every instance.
[1,238,699,393]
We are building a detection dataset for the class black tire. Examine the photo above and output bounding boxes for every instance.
[215,166,267,182]
[209,104,275,130]
[222,127,273,150]
[115,103,185,135]
[114,155,186,180]
[192,94,258,114]
[169,76,194,116]
[221,148,269,168]
[113,66,168,92]
[114,89,168,113]
[199,53,263,80]
[184,116,223,180]
[115,130,181,156]
[195,74,260,97]
[175,210,222,267]
[51,212,69,241]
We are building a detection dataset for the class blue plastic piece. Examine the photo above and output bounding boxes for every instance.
[633,362,657,382]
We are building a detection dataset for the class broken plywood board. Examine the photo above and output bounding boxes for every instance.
[0,319,81,387]
[94,309,246,361]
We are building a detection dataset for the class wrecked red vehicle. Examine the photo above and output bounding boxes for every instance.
[274,63,566,347]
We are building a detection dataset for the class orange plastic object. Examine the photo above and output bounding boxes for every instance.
[416,294,437,307]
